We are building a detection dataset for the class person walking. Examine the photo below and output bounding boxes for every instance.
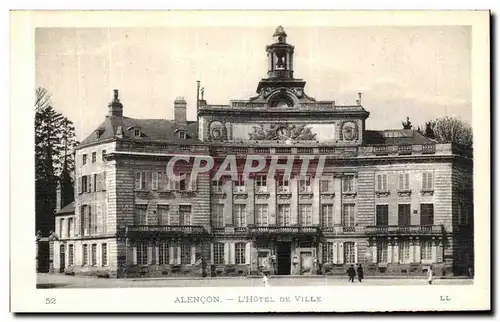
[347,264,356,283]
[427,265,434,285]
[262,271,270,288]
[357,264,364,282]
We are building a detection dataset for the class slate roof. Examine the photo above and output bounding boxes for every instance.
[55,201,75,216]
[364,130,435,145]
[80,116,200,146]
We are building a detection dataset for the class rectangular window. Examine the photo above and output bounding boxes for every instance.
[299,176,312,193]
[67,217,73,237]
[102,150,106,162]
[422,172,433,190]
[134,205,147,225]
[299,205,313,226]
[420,204,434,226]
[233,175,246,193]
[321,204,333,227]
[212,204,224,228]
[277,175,290,193]
[376,205,389,226]
[181,244,191,265]
[376,173,388,191]
[277,204,291,226]
[82,244,88,266]
[343,175,355,193]
[235,242,246,265]
[68,244,74,266]
[91,244,97,266]
[135,171,148,190]
[342,204,355,227]
[320,177,333,193]
[137,244,148,265]
[322,242,333,263]
[101,243,108,266]
[159,243,169,265]
[82,176,88,193]
[211,179,224,193]
[398,204,411,227]
[179,205,192,226]
[93,173,98,191]
[152,172,159,191]
[213,243,225,265]
[59,218,64,239]
[172,244,180,265]
[255,175,268,193]
[421,240,433,261]
[158,205,169,225]
[376,239,388,263]
[399,240,411,263]
[233,204,246,228]
[398,173,410,190]
[255,205,269,226]
[82,154,87,166]
[344,242,355,264]
[92,152,97,163]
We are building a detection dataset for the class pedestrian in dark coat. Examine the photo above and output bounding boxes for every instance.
[357,264,364,282]
[347,264,356,282]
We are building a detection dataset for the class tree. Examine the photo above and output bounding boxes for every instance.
[35,86,78,236]
[432,116,472,149]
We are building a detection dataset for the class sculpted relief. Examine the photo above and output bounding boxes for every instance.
[209,121,227,141]
[248,123,317,141]
[341,121,359,141]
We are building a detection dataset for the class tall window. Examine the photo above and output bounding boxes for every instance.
[322,242,333,263]
[212,204,224,228]
[342,204,355,227]
[211,179,223,193]
[68,244,74,266]
[398,204,411,226]
[179,205,192,226]
[137,244,148,265]
[343,175,355,193]
[344,242,355,264]
[82,244,88,266]
[82,176,88,193]
[181,244,191,265]
[376,205,389,226]
[421,240,433,261]
[376,239,388,263]
[255,205,269,226]
[102,150,106,162]
[376,173,388,191]
[157,243,168,265]
[420,204,434,226]
[321,204,333,227]
[277,204,291,226]
[213,243,225,265]
[255,175,268,193]
[320,177,333,193]
[82,154,87,166]
[91,244,97,266]
[59,218,64,238]
[101,243,108,266]
[233,205,246,227]
[234,175,246,193]
[92,152,97,163]
[235,243,246,265]
[134,205,147,225]
[158,205,170,225]
[399,240,411,263]
[398,173,410,190]
[67,217,73,238]
[135,171,147,190]
[299,176,312,193]
[422,172,433,190]
[299,205,313,226]
[277,175,290,193]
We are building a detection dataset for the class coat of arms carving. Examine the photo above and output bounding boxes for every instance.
[249,123,317,141]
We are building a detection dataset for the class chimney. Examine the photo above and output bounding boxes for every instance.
[56,182,62,213]
[174,96,187,124]
[108,89,123,117]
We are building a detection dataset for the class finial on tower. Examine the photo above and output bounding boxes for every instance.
[108,89,123,117]
[358,92,362,105]
[273,26,287,43]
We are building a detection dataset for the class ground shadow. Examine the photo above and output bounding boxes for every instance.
[36,283,69,289]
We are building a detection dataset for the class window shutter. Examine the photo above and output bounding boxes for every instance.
[132,246,137,265]
[96,173,101,191]
[152,172,158,191]
[135,172,141,190]
[89,175,93,193]
[428,172,433,189]
[405,173,410,190]
[383,174,387,191]
[157,172,163,191]
[398,174,403,190]
[338,243,344,264]
[169,246,174,265]
[224,243,229,265]
[245,242,251,265]
[78,177,83,194]
[422,173,427,190]
[376,174,381,191]
[332,243,338,264]
[354,242,358,263]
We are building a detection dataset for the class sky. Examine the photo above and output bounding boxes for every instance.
[35,26,471,141]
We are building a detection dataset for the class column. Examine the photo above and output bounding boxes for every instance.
[224,243,229,265]
[393,238,399,264]
[333,175,342,225]
[132,245,137,265]
[155,244,159,265]
[436,239,443,263]
[169,245,174,265]
[387,238,392,263]
[191,245,196,265]
[414,237,421,263]
[409,237,414,263]
[371,239,377,264]
[431,237,438,263]
[147,245,153,265]
[210,243,214,265]
[354,242,358,263]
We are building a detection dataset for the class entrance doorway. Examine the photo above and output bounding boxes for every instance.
[300,251,313,275]
[276,242,291,275]
[59,244,66,273]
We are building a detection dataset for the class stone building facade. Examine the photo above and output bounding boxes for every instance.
[52,26,473,278]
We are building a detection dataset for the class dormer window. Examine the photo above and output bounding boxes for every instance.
[179,130,186,139]
[134,129,141,137]
[95,130,101,139]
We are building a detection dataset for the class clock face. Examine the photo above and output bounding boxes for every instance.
[342,122,357,141]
